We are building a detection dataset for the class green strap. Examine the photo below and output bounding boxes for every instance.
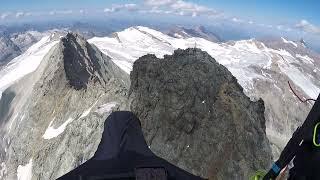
[313,122,320,147]
[250,170,266,180]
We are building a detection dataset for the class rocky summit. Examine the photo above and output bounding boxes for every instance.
[129,48,272,179]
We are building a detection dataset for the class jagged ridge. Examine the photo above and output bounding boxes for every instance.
[61,32,128,90]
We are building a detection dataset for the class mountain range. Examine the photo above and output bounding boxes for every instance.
[0,26,319,179]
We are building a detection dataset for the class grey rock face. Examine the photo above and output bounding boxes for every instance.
[129,48,272,179]
[0,33,129,179]
[61,33,128,90]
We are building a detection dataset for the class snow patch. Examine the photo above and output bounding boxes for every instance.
[273,84,282,92]
[279,65,320,98]
[17,159,33,180]
[79,101,99,118]
[233,39,261,54]
[8,113,20,132]
[95,102,118,115]
[173,33,183,39]
[281,37,297,47]
[42,117,73,139]
[296,54,314,64]
[273,49,294,59]
[0,162,7,179]
[80,108,92,119]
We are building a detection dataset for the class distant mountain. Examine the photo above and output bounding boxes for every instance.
[10,31,44,51]
[300,38,307,48]
[166,25,221,42]
[0,28,48,66]
[0,35,21,65]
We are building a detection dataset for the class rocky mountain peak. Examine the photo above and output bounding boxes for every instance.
[195,25,206,32]
[0,32,130,179]
[129,48,272,179]
[59,32,121,90]
[300,38,307,47]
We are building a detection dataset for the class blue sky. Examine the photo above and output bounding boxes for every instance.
[198,0,319,25]
[1,0,319,24]
[0,0,319,38]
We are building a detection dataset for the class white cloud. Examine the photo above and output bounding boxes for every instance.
[103,8,113,13]
[145,0,176,6]
[0,13,10,19]
[143,0,221,17]
[124,3,138,11]
[14,12,32,18]
[295,19,320,35]
[192,12,197,17]
[15,12,24,18]
[232,17,243,23]
[178,11,185,16]
[104,3,138,13]
[49,10,73,16]
[149,7,164,14]
[277,25,283,30]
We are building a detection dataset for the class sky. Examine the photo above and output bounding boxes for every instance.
[0,0,319,39]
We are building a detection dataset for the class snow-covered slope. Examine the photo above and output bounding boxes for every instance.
[166,25,221,42]
[89,26,320,156]
[89,26,319,98]
[0,35,59,93]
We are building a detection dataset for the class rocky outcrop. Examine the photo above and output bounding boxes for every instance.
[0,33,129,179]
[129,48,272,179]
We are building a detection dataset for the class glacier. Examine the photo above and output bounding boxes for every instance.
[89,26,320,99]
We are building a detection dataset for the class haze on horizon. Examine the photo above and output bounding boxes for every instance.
[1,0,320,51]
